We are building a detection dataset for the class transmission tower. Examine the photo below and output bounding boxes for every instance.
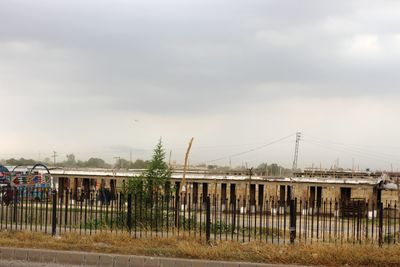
[292,132,301,171]
[289,132,301,201]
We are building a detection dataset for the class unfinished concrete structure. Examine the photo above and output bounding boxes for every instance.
[46,168,399,208]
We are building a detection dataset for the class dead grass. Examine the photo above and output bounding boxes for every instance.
[0,230,398,266]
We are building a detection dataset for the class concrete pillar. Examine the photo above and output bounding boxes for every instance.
[164,181,171,195]
[230,183,236,204]
[192,182,198,204]
[316,186,322,208]
[202,183,208,205]
[221,183,227,203]
[258,184,264,206]
[73,178,78,202]
[174,182,180,198]
[110,179,116,200]
[221,183,227,211]
[279,185,286,206]
[82,178,90,200]
[250,184,256,213]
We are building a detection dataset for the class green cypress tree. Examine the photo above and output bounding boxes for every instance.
[127,139,171,199]
[144,139,171,196]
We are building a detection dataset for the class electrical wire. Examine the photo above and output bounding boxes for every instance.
[205,133,296,164]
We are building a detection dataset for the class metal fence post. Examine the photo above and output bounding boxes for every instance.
[206,196,211,243]
[13,187,18,223]
[51,190,57,236]
[290,199,296,244]
[127,193,132,233]
[175,193,180,228]
[379,201,383,246]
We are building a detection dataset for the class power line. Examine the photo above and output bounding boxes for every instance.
[303,133,400,159]
[301,139,398,166]
[205,133,296,164]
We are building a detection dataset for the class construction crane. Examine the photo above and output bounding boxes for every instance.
[179,137,194,194]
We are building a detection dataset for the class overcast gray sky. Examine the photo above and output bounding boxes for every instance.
[1,0,400,170]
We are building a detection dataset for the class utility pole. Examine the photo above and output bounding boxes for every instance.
[245,167,253,211]
[52,151,58,166]
[265,162,268,176]
[114,157,121,169]
[179,138,194,194]
[248,167,253,197]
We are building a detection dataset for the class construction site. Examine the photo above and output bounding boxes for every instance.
[1,133,399,212]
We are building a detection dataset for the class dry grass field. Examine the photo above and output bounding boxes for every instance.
[0,231,399,266]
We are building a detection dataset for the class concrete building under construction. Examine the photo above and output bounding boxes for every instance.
[43,168,399,209]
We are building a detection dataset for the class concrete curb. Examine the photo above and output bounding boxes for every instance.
[0,247,301,267]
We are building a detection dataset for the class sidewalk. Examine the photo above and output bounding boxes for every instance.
[0,247,307,267]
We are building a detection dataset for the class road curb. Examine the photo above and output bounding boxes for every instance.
[0,247,301,267]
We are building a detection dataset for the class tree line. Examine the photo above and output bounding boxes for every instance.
[0,147,291,176]
[0,155,149,169]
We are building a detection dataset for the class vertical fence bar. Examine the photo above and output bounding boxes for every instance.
[387,201,390,246]
[35,189,39,232]
[79,197,83,235]
[214,194,217,242]
[242,197,245,243]
[365,201,369,242]
[110,195,113,233]
[304,200,308,243]
[394,201,397,244]
[0,187,3,230]
[236,198,240,242]
[90,193,93,235]
[230,199,234,241]
[329,200,332,242]
[290,198,296,244]
[271,198,275,244]
[206,196,211,244]
[139,191,142,238]
[165,193,168,238]
[372,201,375,243]
[379,201,383,246]
[299,199,304,242]
[127,193,132,234]
[259,201,262,242]
[51,190,57,236]
[65,189,69,233]
[39,189,43,232]
[134,192,137,238]
[156,192,159,238]
[19,189,23,231]
[94,191,98,234]
[225,198,228,241]
[322,200,326,242]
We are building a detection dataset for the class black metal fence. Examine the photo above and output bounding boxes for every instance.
[0,187,398,246]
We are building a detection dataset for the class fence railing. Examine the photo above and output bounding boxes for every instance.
[0,187,398,246]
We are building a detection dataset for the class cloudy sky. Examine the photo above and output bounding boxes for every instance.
[1,0,400,170]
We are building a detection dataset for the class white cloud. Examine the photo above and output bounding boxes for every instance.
[254,30,305,47]
[352,34,380,53]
